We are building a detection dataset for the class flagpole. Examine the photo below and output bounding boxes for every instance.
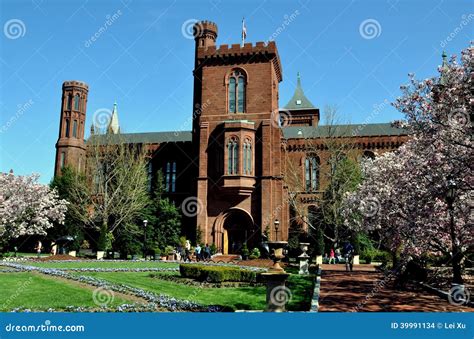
[241,18,246,47]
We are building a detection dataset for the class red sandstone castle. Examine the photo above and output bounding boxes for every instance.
[54,21,408,254]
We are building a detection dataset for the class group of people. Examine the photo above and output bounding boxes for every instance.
[325,242,355,272]
[176,240,212,262]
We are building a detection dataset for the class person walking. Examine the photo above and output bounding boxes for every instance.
[35,241,42,258]
[343,242,355,272]
[329,248,336,264]
[195,243,202,262]
[203,244,211,261]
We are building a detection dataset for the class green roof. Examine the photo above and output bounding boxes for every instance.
[282,123,408,139]
[284,73,316,110]
[87,131,192,144]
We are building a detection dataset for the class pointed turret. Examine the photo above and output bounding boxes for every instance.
[281,73,319,127]
[108,101,120,134]
[284,72,315,110]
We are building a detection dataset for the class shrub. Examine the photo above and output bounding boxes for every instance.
[249,248,260,260]
[209,243,217,255]
[165,245,175,255]
[241,244,249,257]
[179,264,257,283]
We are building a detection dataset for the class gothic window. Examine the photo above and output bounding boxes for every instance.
[65,119,70,137]
[243,139,252,175]
[74,94,80,111]
[305,156,320,192]
[228,70,246,113]
[67,95,72,110]
[165,161,176,193]
[72,120,78,138]
[227,137,239,175]
[60,152,66,168]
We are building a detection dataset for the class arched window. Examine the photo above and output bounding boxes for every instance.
[243,139,252,175]
[60,152,66,168]
[74,94,80,111]
[165,161,177,193]
[305,156,320,192]
[65,119,70,137]
[227,137,239,175]
[72,120,78,138]
[66,95,72,110]
[228,70,246,113]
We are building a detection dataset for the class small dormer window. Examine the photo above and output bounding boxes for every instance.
[296,99,302,105]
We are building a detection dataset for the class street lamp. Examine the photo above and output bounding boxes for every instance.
[143,219,148,260]
[445,177,463,286]
[274,219,280,241]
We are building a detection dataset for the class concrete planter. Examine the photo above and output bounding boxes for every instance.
[96,251,105,260]
[68,251,76,257]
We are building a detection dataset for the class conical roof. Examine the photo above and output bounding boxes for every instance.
[108,102,120,134]
[284,72,315,110]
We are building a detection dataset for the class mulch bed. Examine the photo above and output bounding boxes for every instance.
[236,259,286,268]
[36,254,82,261]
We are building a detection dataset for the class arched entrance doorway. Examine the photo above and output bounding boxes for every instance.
[215,208,257,255]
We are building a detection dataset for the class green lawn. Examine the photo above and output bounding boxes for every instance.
[74,271,314,311]
[22,261,179,269]
[0,272,130,311]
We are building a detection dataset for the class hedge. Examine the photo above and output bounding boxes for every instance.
[179,264,258,283]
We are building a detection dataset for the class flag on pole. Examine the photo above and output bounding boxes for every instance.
[241,18,247,47]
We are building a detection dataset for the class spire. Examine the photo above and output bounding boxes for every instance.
[108,101,120,134]
[439,51,449,86]
[284,72,315,110]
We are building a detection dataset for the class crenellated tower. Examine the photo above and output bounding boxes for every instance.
[191,20,287,254]
[54,80,89,177]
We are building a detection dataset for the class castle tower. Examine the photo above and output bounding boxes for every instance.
[54,80,89,177]
[191,20,287,254]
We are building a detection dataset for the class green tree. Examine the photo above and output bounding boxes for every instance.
[141,172,181,251]
[49,166,89,250]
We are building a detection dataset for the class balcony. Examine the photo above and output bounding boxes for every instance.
[221,175,256,195]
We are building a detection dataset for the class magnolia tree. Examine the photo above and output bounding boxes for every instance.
[0,172,68,245]
[343,44,473,284]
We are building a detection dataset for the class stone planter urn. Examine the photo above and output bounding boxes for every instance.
[298,242,310,275]
[261,241,290,312]
[267,241,288,273]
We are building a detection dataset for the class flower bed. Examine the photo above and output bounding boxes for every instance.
[179,264,260,283]
[149,273,264,288]
[2,262,222,312]
[65,267,179,273]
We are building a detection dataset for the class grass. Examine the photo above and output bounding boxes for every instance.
[0,272,129,311]
[73,271,314,311]
[21,261,179,269]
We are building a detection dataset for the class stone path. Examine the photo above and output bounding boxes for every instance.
[318,265,473,312]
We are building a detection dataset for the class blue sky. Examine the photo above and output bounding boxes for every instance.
[0,0,472,183]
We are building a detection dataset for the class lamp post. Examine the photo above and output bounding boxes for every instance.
[143,219,148,260]
[445,177,463,286]
[274,219,280,241]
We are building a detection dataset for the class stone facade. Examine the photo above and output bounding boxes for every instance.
[54,20,408,254]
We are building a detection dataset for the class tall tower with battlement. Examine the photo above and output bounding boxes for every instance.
[191,20,288,254]
[54,80,88,177]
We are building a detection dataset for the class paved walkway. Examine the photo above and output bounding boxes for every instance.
[318,266,472,312]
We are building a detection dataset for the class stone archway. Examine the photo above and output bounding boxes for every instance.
[213,208,256,255]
